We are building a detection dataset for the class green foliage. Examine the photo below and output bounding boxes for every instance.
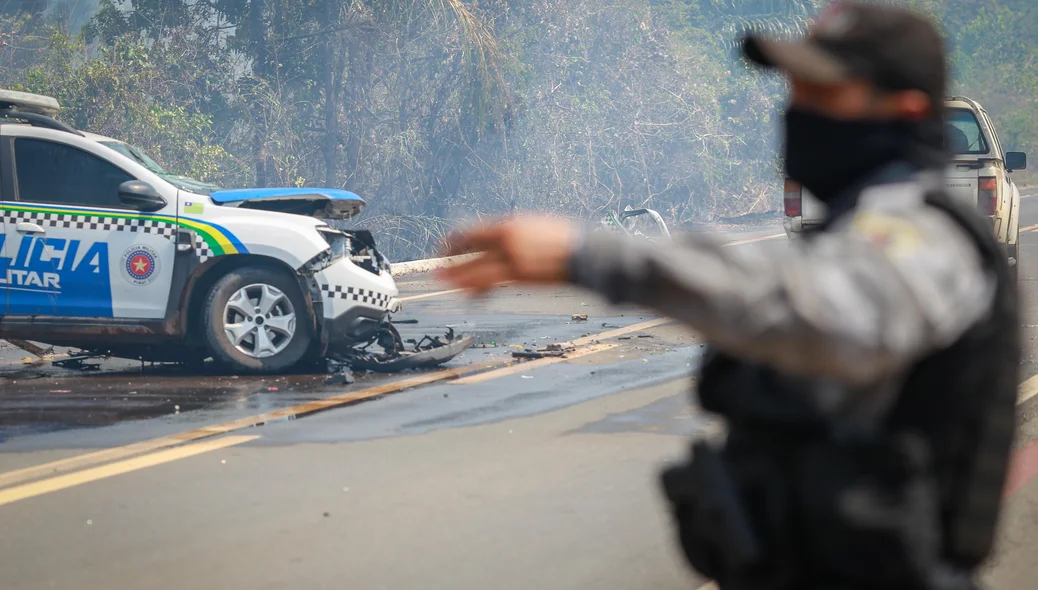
[2,24,244,186]
[2,0,1038,260]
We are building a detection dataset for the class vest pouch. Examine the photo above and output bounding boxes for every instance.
[795,432,942,587]
[661,441,769,584]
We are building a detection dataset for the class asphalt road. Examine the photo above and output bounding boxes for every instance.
[2,196,1038,590]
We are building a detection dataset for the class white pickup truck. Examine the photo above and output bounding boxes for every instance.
[783,96,1028,282]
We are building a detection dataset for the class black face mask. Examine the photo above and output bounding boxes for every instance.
[782,107,916,203]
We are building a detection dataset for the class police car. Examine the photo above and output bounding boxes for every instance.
[0,90,403,373]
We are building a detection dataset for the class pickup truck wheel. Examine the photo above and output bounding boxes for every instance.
[201,267,314,374]
[1011,242,1020,286]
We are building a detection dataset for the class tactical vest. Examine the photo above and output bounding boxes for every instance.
[665,186,1020,589]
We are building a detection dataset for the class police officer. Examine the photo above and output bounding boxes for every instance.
[436,2,1020,589]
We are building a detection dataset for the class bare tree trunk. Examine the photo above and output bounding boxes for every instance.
[322,0,339,187]
[250,0,269,187]
[342,35,364,192]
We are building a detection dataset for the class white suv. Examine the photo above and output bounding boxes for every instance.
[783,96,1027,281]
[0,90,403,373]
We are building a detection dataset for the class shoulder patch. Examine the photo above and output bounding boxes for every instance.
[849,210,923,257]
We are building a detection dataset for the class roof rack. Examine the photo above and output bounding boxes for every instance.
[0,109,85,137]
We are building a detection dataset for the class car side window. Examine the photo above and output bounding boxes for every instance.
[14,137,134,209]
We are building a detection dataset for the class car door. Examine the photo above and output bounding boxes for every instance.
[4,131,178,319]
[0,130,11,317]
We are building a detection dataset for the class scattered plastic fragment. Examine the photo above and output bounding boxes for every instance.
[572,314,588,322]
[324,370,355,385]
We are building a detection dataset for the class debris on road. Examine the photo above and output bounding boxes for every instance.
[511,343,574,360]
[324,369,356,385]
[52,354,104,371]
[330,323,474,373]
[6,339,52,358]
[571,314,588,322]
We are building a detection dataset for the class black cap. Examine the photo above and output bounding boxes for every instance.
[742,1,946,107]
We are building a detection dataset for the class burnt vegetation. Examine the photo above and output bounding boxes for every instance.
[2,0,1036,261]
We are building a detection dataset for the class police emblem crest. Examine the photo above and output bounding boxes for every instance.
[122,244,160,286]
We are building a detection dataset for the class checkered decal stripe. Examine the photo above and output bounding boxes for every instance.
[193,234,215,263]
[320,284,393,308]
[2,210,177,240]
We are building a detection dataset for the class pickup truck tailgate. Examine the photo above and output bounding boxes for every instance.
[944,163,978,205]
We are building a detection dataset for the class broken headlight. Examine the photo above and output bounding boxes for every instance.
[317,227,388,275]
[318,228,350,261]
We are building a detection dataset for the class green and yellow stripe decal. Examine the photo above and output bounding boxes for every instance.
[0,202,248,256]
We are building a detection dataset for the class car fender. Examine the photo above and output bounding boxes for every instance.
[178,196,330,270]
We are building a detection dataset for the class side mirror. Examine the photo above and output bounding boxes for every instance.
[1006,151,1027,171]
[119,180,167,212]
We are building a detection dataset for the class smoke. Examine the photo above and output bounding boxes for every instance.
[43,0,100,33]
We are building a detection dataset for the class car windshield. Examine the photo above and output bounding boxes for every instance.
[99,140,224,195]
[945,108,990,155]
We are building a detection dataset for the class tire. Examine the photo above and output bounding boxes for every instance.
[1011,240,1020,287]
[201,266,314,374]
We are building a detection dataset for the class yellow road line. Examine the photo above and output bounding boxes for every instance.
[1021,223,1038,233]
[0,435,258,508]
[0,320,670,490]
[1017,374,1038,405]
[450,343,620,386]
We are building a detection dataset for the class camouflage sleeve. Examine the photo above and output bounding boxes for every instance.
[568,185,996,387]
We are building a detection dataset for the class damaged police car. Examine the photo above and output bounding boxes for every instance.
[0,90,468,373]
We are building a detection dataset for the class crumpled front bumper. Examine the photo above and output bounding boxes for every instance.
[313,258,401,346]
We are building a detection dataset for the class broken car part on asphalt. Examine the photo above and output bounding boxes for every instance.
[599,205,672,241]
[511,343,575,360]
[328,322,474,373]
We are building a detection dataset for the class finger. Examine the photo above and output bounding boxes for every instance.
[442,224,507,257]
[437,254,514,292]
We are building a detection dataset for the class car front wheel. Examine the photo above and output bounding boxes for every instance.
[201,266,314,374]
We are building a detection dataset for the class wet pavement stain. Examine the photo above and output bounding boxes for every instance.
[568,394,720,438]
[0,369,393,439]
[0,312,676,444]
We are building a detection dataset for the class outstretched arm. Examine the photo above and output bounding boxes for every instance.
[437,191,994,387]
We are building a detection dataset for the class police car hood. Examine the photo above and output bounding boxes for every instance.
[209,187,366,219]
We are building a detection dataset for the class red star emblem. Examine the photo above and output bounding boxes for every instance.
[131,254,151,276]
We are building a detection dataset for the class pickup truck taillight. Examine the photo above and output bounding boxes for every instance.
[978,176,997,215]
[784,179,802,217]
